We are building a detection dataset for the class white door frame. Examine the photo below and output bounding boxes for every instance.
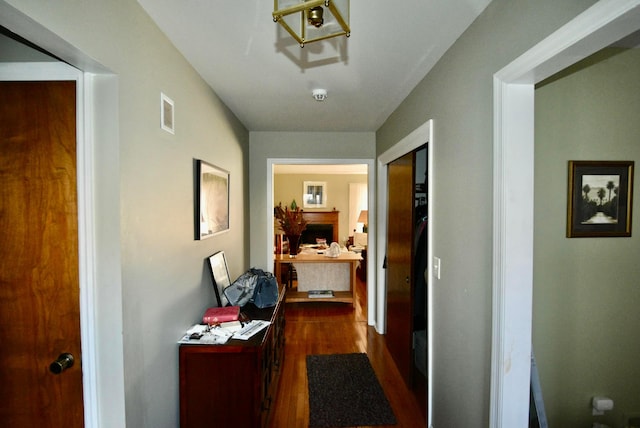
[266,158,377,326]
[377,119,433,427]
[1,61,102,428]
[0,3,126,427]
[490,1,640,426]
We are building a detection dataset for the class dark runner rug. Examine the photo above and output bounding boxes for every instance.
[306,353,397,427]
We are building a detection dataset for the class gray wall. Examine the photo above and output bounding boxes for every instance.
[376,0,598,425]
[249,131,375,270]
[534,47,640,427]
[1,1,249,427]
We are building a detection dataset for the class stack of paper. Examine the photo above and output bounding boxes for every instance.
[233,320,270,340]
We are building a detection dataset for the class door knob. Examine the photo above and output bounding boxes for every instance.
[49,353,74,374]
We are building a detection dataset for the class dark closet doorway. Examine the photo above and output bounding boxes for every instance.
[385,145,427,416]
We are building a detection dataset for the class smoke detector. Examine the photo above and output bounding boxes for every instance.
[312,89,327,101]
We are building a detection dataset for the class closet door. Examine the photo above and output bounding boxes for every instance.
[0,81,84,427]
[385,151,415,385]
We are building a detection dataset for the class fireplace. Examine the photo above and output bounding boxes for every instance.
[300,211,339,244]
[301,224,333,244]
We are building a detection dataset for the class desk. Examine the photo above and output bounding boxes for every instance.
[274,252,362,305]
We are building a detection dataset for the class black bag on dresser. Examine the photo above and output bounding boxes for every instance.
[247,268,279,308]
[223,268,279,308]
[223,270,257,307]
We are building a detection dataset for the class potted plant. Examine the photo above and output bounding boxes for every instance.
[274,200,307,257]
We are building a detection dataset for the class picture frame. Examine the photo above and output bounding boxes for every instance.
[195,159,230,239]
[567,160,634,238]
[303,181,327,208]
[206,251,231,307]
[160,92,175,134]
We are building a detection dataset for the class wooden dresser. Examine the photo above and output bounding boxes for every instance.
[179,285,286,428]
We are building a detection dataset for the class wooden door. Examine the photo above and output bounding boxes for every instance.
[0,81,84,427]
[385,151,415,385]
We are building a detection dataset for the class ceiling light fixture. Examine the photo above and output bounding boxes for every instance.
[273,0,350,48]
[312,89,327,101]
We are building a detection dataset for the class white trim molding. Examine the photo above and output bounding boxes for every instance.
[490,1,640,426]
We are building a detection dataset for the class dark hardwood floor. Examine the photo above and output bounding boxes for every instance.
[268,278,427,428]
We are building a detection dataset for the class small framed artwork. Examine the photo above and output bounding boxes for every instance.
[195,159,230,239]
[567,160,634,238]
[161,92,175,134]
[303,181,326,208]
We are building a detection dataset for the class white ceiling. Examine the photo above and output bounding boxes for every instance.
[137,0,492,132]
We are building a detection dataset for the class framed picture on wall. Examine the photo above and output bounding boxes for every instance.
[567,160,634,238]
[195,159,230,239]
[303,181,326,208]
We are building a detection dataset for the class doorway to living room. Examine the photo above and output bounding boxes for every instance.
[267,159,377,326]
[272,163,368,304]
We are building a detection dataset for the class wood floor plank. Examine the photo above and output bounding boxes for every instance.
[269,279,426,428]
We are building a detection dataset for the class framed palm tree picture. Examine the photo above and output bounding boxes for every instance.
[567,160,634,237]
